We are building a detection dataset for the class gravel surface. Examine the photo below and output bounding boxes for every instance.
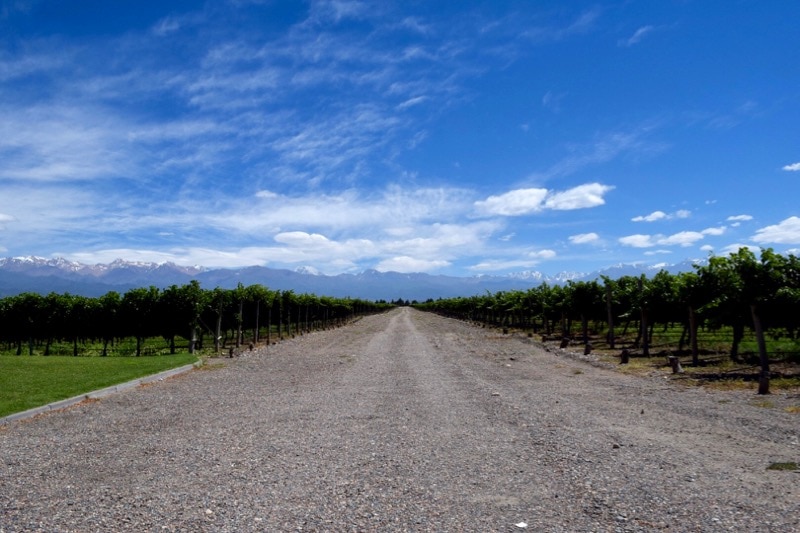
[1,307,798,532]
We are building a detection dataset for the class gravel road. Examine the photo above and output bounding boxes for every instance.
[1,307,798,532]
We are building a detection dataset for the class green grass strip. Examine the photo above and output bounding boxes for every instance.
[0,354,197,418]
[767,462,798,471]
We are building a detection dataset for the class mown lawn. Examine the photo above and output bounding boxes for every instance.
[0,353,197,418]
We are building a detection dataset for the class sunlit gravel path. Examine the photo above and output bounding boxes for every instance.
[1,307,798,532]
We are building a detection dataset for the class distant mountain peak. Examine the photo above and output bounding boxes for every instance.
[295,266,321,276]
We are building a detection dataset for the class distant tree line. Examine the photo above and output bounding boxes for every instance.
[415,248,800,395]
[0,281,393,358]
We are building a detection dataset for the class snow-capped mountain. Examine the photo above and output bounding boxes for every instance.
[0,256,203,277]
[592,259,708,280]
[0,256,704,300]
[506,270,586,283]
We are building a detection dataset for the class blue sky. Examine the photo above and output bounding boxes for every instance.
[1,0,798,276]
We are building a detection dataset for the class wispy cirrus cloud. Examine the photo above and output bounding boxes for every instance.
[618,25,654,47]
[307,0,373,25]
[520,7,601,42]
[541,90,567,113]
[0,104,143,182]
[0,1,617,203]
[529,126,668,183]
[0,4,475,192]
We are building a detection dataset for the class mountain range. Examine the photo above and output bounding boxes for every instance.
[0,256,705,301]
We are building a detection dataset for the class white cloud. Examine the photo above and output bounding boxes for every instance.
[375,256,450,273]
[751,216,800,244]
[719,243,760,256]
[700,244,714,252]
[8,176,510,273]
[619,234,656,248]
[61,234,383,272]
[727,214,753,222]
[644,249,672,256]
[273,231,334,247]
[529,249,557,260]
[7,3,780,277]
[659,231,704,247]
[544,183,613,210]
[782,162,800,171]
[255,190,279,199]
[213,186,474,235]
[569,232,599,244]
[701,226,726,236]
[383,222,499,258]
[474,188,548,216]
[0,213,15,229]
[469,252,556,272]
[632,209,691,222]
[475,183,613,216]
[632,211,666,222]
[619,230,706,248]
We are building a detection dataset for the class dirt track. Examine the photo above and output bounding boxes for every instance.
[1,307,798,531]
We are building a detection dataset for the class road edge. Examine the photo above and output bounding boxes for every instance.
[0,360,202,426]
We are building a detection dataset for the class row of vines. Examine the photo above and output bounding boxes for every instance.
[415,248,800,394]
[0,281,393,358]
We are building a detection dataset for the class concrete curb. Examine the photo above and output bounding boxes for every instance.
[0,360,202,426]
